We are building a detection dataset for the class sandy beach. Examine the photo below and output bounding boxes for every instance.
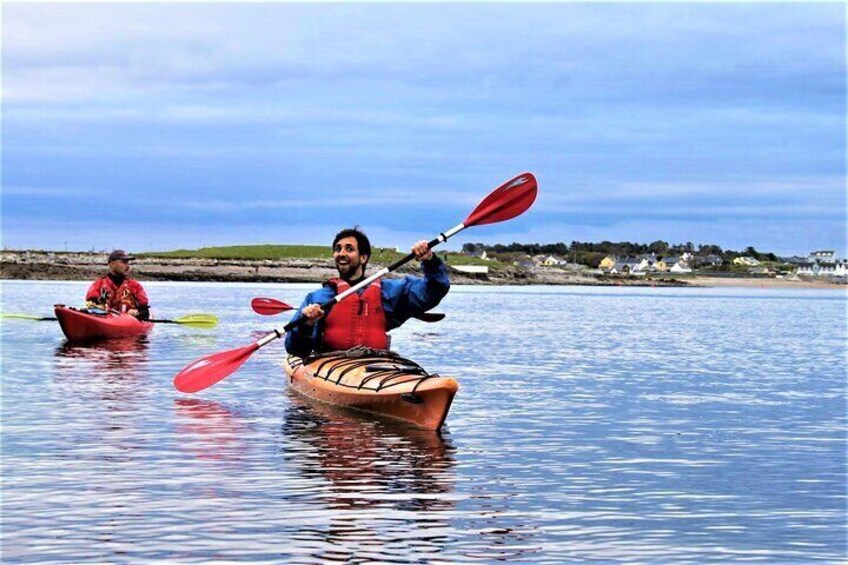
[687,276,843,290]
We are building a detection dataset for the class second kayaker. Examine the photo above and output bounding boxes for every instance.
[285,227,450,357]
[85,249,151,320]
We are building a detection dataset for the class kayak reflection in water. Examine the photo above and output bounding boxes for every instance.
[84,249,150,320]
[286,228,450,357]
[281,392,457,510]
[285,227,450,357]
[54,336,151,391]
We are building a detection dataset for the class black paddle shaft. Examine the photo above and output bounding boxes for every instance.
[386,237,441,272]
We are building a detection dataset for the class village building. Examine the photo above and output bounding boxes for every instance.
[669,260,693,274]
[514,259,536,269]
[794,250,845,277]
[541,255,566,267]
[636,253,659,272]
[809,250,835,262]
[599,256,617,270]
[449,265,489,279]
[608,258,644,275]
[694,254,723,267]
[733,256,760,267]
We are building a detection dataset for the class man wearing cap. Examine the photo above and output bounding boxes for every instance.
[85,249,150,320]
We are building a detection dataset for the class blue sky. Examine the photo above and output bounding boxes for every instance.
[2,3,845,256]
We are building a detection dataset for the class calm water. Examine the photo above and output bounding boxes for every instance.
[1,280,845,563]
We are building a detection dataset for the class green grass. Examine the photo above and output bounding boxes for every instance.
[140,244,493,266]
[142,245,333,260]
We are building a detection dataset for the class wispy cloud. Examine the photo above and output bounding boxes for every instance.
[2,185,98,198]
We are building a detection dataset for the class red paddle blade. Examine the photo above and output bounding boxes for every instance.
[464,172,538,227]
[173,343,259,393]
[251,297,294,316]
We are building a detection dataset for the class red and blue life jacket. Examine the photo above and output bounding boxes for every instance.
[322,278,389,351]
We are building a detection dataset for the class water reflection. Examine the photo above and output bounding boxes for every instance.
[55,336,150,365]
[173,398,250,463]
[280,393,458,561]
[282,392,456,508]
[53,337,151,399]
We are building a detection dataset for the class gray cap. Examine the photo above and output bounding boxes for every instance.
[107,249,135,263]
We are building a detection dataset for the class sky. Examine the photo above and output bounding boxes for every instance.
[2,2,845,257]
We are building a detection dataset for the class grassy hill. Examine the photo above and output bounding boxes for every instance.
[143,245,335,260]
[140,244,492,266]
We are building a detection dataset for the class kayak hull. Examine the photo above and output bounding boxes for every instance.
[283,351,458,431]
[54,305,153,342]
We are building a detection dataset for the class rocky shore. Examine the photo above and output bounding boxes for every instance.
[1,251,842,289]
[0,250,688,287]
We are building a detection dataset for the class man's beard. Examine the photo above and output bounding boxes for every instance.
[336,259,365,281]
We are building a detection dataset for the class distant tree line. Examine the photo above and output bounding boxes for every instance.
[461,241,781,268]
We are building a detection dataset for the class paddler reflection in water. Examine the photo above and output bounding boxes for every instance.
[84,249,151,320]
[285,228,449,357]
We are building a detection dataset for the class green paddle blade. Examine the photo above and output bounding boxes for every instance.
[0,313,53,321]
[172,313,219,329]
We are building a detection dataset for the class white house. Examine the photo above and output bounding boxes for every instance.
[670,261,693,274]
[820,263,837,276]
[809,250,835,262]
[796,262,816,276]
[450,265,489,278]
[609,258,644,275]
[636,253,659,272]
[733,256,760,267]
[797,251,845,277]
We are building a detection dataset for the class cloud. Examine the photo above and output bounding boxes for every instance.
[2,185,98,198]
[2,3,844,256]
[5,4,842,104]
[538,176,844,205]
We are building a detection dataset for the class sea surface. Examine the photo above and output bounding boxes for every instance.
[1,280,846,563]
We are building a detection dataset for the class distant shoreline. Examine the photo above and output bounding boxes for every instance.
[1,254,843,290]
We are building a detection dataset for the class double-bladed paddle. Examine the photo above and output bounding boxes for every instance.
[150,313,219,329]
[251,297,295,316]
[173,172,538,394]
[0,311,219,329]
[0,313,57,321]
[410,312,445,323]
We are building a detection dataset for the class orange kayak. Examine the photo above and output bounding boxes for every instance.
[283,349,458,431]
[54,304,153,342]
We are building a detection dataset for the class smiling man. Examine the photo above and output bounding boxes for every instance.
[285,227,450,357]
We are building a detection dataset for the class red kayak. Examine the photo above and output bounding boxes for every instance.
[54,304,153,342]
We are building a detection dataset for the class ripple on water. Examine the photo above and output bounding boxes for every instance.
[1,282,846,562]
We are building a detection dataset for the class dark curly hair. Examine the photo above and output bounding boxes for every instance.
[332,227,372,267]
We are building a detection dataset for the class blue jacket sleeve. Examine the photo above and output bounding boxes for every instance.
[382,255,450,330]
[284,287,335,357]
